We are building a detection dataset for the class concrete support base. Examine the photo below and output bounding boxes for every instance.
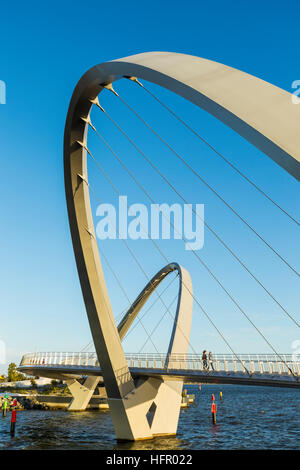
[66,376,100,411]
[108,377,183,441]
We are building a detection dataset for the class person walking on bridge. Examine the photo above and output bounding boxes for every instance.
[202,350,208,370]
[208,351,214,371]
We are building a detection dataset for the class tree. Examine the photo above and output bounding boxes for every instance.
[7,363,26,382]
[30,378,37,388]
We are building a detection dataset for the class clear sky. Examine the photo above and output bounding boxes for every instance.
[0,0,299,374]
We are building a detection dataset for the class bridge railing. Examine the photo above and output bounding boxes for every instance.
[125,353,300,376]
[19,352,300,376]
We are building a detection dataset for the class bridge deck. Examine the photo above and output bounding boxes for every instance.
[18,351,300,389]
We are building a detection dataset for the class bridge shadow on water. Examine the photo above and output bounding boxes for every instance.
[0,384,299,450]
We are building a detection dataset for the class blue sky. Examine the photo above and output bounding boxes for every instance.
[0,0,299,373]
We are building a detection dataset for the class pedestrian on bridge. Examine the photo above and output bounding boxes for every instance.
[202,350,208,370]
[208,351,214,371]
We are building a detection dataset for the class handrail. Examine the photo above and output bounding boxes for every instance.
[19,351,300,378]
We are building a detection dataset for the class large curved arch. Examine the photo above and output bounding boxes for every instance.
[117,262,193,360]
[64,52,299,440]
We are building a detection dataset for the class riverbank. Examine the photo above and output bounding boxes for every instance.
[1,393,193,411]
[1,394,49,411]
[0,394,110,411]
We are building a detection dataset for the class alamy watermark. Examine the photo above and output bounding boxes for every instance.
[291,80,300,104]
[0,80,6,104]
[95,196,205,251]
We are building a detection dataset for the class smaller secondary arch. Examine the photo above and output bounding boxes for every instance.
[117,262,193,360]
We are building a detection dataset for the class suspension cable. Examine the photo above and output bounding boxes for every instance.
[82,127,297,377]
[106,87,299,278]
[88,178,248,372]
[99,248,162,354]
[80,341,94,352]
[127,76,300,227]
[88,183,199,357]
[138,295,178,353]
[100,248,131,311]
[87,107,300,329]
[123,273,179,341]
[81,272,179,352]
[85,143,264,376]
[83,180,163,354]
[81,135,249,370]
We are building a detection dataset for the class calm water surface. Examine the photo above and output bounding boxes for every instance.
[0,385,299,450]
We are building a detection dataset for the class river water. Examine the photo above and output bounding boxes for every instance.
[0,385,299,450]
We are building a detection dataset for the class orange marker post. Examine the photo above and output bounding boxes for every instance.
[211,401,217,425]
[10,399,18,436]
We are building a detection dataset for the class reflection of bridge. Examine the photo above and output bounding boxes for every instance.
[19,352,300,389]
[21,51,300,442]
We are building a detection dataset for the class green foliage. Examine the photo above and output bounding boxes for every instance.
[7,363,26,382]
[30,378,37,388]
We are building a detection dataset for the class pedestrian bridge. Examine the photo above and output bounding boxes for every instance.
[19,352,300,389]
[41,51,300,440]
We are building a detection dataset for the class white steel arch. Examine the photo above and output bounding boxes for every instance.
[64,52,299,441]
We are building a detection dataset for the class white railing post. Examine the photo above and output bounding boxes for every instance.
[277,361,281,374]
[223,355,228,372]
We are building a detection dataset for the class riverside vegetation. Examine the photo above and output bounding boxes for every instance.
[1,362,71,410]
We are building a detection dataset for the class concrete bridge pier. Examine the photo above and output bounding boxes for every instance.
[64,373,184,439]
[147,378,183,437]
[108,377,184,441]
[66,376,100,411]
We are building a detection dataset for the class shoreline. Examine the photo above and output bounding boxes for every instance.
[1,393,109,411]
